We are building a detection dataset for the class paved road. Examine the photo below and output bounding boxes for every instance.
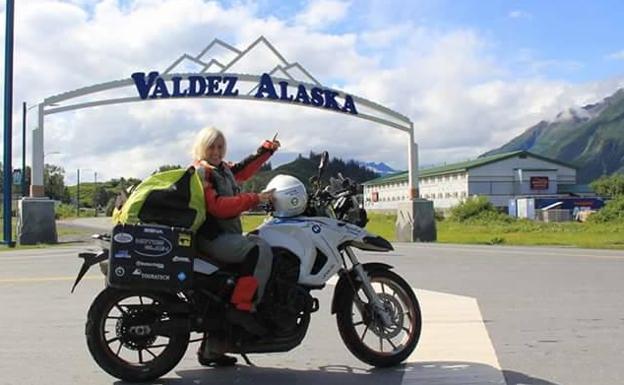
[1,239,623,385]
[1,245,503,385]
[381,243,624,385]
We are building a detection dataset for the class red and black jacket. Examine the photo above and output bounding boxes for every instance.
[195,141,275,237]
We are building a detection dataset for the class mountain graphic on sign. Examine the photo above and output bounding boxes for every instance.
[163,36,320,86]
[196,38,240,70]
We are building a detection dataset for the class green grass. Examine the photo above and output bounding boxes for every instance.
[363,213,396,241]
[0,216,95,251]
[3,211,621,251]
[55,203,97,219]
[57,224,97,239]
[437,220,624,249]
[242,213,271,232]
[0,217,17,233]
[244,212,624,250]
[241,212,398,240]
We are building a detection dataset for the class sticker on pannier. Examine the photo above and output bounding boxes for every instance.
[108,223,194,292]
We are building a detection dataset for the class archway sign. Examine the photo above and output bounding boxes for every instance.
[22,37,435,244]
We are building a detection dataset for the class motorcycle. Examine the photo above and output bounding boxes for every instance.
[72,151,422,382]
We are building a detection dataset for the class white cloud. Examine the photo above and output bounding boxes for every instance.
[509,48,584,78]
[508,10,532,19]
[359,24,414,48]
[607,50,624,60]
[294,0,351,29]
[0,0,622,186]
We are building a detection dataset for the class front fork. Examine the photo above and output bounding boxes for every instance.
[343,247,393,327]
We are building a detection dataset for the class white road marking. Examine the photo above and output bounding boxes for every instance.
[404,289,506,384]
[327,274,506,384]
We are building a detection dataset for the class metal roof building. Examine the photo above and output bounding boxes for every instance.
[363,151,578,211]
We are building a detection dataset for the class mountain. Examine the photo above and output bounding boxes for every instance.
[240,152,380,193]
[358,161,398,176]
[482,89,624,183]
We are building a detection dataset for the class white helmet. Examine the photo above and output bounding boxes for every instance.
[265,174,307,217]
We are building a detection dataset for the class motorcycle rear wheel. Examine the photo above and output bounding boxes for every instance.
[85,288,189,382]
[335,269,421,367]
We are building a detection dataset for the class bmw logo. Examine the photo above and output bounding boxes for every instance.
[311,224,321,233]
[290,197,299,206]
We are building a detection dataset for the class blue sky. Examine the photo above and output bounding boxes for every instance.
[1,0,623,182]
[244,0,624,82]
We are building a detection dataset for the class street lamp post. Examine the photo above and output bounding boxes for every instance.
[94,171,98,216]
[22,102,26,196]
[76,168,95,217]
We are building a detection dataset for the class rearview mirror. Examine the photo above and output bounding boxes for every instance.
[319,151,329,174]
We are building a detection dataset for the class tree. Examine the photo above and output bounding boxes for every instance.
[93,185,114,208]
[152,164,182,174]
[109,177,142,192]
[44,164,70,202]
[23,166,31,194]
[590,173,624,197]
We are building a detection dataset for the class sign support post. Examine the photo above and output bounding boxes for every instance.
[18,102,57,245]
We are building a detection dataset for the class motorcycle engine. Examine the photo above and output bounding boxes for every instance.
[260,248,309,334]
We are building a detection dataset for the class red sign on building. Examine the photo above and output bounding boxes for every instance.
[530,176,549,190]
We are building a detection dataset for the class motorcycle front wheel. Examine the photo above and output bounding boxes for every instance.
[335,268,421,367]
[85,288,189,382]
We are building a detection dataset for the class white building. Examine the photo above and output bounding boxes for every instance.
[363,151,578,211]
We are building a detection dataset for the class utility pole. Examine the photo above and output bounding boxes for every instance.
[2,0,16,247]
[94,171,98,216]
[22,102,26,196]
[76,169,80,217]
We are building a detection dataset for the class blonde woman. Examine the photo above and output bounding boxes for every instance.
[191,126,279,366]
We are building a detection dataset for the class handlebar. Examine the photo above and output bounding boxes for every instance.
[310,174,359,207]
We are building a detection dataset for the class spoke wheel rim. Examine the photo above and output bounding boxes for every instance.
[350,277,417,356]
[100,294,172,367]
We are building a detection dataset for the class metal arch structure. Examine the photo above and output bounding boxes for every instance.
[29,36,419,200]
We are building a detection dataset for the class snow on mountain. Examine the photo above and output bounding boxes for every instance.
[358,161,398,176]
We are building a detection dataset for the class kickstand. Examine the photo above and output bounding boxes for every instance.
[240,353,254,366]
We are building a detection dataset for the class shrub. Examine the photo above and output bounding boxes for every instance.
[450,196,504,222]
[468,210,514,224]
[55,203,77,219]
[587,196,624,223]
[590,173,624,198]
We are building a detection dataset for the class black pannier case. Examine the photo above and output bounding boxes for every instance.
[108,223,194,292]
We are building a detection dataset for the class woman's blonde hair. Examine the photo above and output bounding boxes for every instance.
[191,126,227,161]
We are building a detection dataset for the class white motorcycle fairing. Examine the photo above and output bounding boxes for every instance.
[256,216,392,287]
